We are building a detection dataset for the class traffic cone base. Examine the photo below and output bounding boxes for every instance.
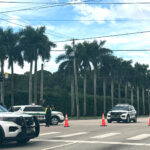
[101,113,107,127]
[64,114,69,127]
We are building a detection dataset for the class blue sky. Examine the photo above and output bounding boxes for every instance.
[1,0,150,74]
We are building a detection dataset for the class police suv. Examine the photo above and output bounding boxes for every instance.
[0,105,40,145]
[10,105,64,125]
[107,104,137,123]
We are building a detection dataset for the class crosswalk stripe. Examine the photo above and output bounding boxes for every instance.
[127,134,150,140]
[91,133,120,139]
[40,132,60,136]
[57,132,88,138]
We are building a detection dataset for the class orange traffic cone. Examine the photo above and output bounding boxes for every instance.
[148,116,150,126]
[64,114,69,127]
[101,113,107,126]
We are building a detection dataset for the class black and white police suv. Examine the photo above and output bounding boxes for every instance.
[0,105,40,145]
[107,104,137,123]
[10,105,64,125]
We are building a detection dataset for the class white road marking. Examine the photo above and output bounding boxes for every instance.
[41,142,76,150]
[57,132,88,138]
[91,133,120,139]
[40,132,60,136]
[33,139,150,147]
[127,134,150,140]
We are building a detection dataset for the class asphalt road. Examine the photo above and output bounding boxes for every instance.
[1,117,150,150]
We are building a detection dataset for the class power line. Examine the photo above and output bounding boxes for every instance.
[1,1,150,14]
[14,19,150,22]
[0,1,150,4]
[54,30,150,43]
[0,15,71,39]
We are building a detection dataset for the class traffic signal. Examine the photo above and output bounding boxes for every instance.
[0,73,3,82]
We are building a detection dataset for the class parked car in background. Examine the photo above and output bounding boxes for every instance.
[107,104,137,123]
[9,105,64,125]
[0,105,40,145]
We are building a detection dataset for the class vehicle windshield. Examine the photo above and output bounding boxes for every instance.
[0,105,8,112]
[112,105,129,111]
[24,106,45,112]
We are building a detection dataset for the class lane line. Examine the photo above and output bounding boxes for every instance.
[40,132,60,136]
[57,132,88,138]
[127,134,150,140]
[41,142,76,150]
[32,139,150,147]
[91,133,120,139]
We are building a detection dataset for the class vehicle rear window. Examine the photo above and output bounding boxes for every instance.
[24,107,44,112]
[0,105,8,112]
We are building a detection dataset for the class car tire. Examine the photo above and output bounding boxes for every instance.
[17,138,30,145]
[51,116,59,125]
[107,120,112,123]
[0,126,4,146]
[126,115,130,123]
[133,116,137,123]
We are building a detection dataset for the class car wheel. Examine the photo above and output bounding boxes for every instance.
[133,116,137,123]
[107,120,112,123]
[0,127,4,146]
[126,115,130,123]
[0,133,3,146]
[51,117,59,125]
[17,138,30,144]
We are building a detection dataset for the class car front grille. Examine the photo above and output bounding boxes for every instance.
[111,112,123,118]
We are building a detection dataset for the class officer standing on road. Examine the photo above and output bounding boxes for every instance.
[45,105,52,127]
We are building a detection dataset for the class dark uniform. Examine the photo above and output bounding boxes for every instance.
[45,105,52,127]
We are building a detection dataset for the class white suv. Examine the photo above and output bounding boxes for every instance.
[10,105,64,125]
[0,105,40,145]
[107,104,137,123]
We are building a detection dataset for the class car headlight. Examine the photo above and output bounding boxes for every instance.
[107,111,111,115]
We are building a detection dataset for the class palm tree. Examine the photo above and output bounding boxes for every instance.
[134,63,148,115]
[56,45,75,116]
[76,42,91,116]
[88,40,112,115]
[0,28,7,105]
[33,26,56,104]
[5,28,23,106]
[19,26,38,104]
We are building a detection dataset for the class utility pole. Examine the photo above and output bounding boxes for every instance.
[40,63,44,102]
[72,39,80,119]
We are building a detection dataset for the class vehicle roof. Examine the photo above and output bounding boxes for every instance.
[115,104,130,106]
[13,105,43,108]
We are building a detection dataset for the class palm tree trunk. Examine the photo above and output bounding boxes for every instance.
[73,39,80,119]
[137,86,139,115]
[131,87,134,105]
[40,64,44,102]
[83,74,87,116]
[71,76,75,116]
[111,79,114,108]
[29,61,33,104]
[11,62,14,106]
[0,61,4,105]
[125,82,127,103]
[103,78,106,114]
[142,87,145,115]
[118,81,121,103]
[93,69,97,116]
[34,59,37,104]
